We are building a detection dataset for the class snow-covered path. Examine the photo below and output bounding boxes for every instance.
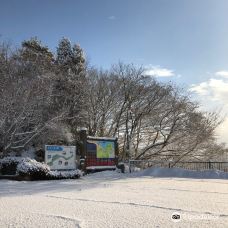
[0,171,228,228]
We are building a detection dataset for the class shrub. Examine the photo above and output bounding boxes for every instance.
[16,159,50,180]
[0,157,29,175]
[1,156,82,180]
[47,170,82,180]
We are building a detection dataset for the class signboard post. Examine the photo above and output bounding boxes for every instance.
[45,145,76,170]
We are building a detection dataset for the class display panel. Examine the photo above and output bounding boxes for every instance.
[45,145,76,170]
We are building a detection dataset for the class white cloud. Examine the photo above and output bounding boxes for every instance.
[215,71,228,78]
[176,74,182,78]
[190,76,228,143]
[144,65,174,77]
[190,82,209,96]
[108,16,116,20]
[190,78,228,104]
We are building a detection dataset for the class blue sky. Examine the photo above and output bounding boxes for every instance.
[1,0,228,142]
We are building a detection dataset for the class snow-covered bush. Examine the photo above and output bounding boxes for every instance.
[0,157,30,175]
[16,158,82,180]
[1,156,82,180]
[17,159,50,180]
[47,170,82,179]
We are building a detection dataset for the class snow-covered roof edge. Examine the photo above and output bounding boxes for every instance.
[87,136,117,141]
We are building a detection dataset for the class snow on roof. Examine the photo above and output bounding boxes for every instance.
[86,166,116,170]
[87,136,117,141]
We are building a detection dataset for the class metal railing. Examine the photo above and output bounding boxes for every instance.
[129,160,228,173]
[169,161,228,172]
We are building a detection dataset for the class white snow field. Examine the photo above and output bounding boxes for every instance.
[0,168,228,228]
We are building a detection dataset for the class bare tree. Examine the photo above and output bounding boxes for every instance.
[0,39,223,162]
[86,63,222,162]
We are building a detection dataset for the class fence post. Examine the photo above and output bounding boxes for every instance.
[209,161,212,169]
[129,160,131,173]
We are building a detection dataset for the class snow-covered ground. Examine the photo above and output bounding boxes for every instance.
[0,168,228,228]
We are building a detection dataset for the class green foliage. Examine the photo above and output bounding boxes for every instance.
[53,38,87,137]
[20,37,54,74]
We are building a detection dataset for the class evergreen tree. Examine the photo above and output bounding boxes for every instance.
[20,37,54,75]
[56,37,73,71]
[53,38,87,138]
[72,44,85,75]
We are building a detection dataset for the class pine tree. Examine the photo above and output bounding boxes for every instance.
[53,38,87,138]
[20,37,54,75]
[72,44,85,75]
[56,37,73,72]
